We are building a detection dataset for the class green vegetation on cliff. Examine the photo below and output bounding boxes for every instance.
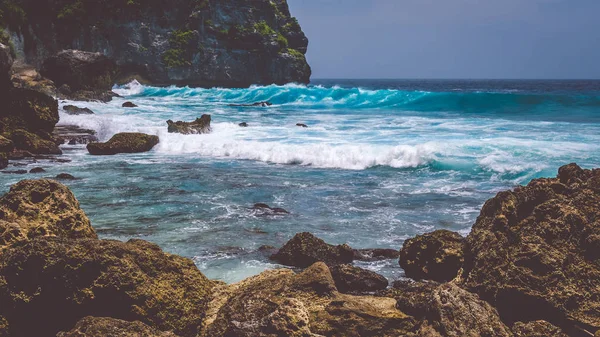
[162,29,196,68]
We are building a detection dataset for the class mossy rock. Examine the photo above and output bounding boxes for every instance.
[87,132,159,155]
[9,129,62,154]
[167,115,211,134]
[0,236,215,337]
[0,179,95,253]
[0,135,14,153]
[57,316,178,337]
[0,87,59,135]
[270,232,354,268]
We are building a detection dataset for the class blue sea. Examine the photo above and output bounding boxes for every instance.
[2,79,600,283]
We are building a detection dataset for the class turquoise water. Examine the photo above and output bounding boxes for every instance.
[2,79,600,283]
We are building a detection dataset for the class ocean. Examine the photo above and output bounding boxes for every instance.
[2,79,600,283]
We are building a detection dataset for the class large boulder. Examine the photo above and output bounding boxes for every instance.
[511,320,569,337]
[41,50,116,92]
[460,163,600,334]
[200,262,417,337]
[399,230,464,282]
[270,232,354,268]
[167,115,212,134]
[388,281,512,337]
[0,179,95,253]
[57,317,177,337]
[0,237,215,337]
[9,129,62,154]
[330,264,389,294]
[87,133,159,155]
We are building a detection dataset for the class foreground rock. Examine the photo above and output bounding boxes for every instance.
[57,316,177,337]
[460,163,600,334]
[63,105,94,115]
[0,237,215,337]
[399,229,464,282]
[270,232,354,268]
[512,320,569,337]
[200,262,416,337]
[87,133,159,155]
[388,281,512,337]
[0,179,95,253]
[167,115,211,134]
[330,264,388,293]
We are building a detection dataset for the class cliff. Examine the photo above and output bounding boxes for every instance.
[0,0,311,87]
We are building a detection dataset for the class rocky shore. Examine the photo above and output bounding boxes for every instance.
[0,163,597,336]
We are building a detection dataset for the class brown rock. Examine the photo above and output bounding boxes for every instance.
[270,232,354,268]
[330,264,389,294]
[512,320,569,337]
[9,129,62,155]
[87,132,159,155]
[57,316,177,337]
[400,230,464,282]
[122,101,138,108]
[167,115,212,134]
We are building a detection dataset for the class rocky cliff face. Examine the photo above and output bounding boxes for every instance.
[1,0,311,87]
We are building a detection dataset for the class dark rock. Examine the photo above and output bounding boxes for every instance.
[296,123,308,128]
[330,264,388,293]
[399,229,464,282]
[167,115,211,134]
[0,237,215,337]
[1,169,27,174]
[228,101,273,107]
[87,133,159,155]
[29,167,46,173]
[512,321,569,337]
[0,179,95,253]
[56,173,77,180]
[57,317,177,337]
[388,281,512,337]
[122,101,138,108]
[8,150,34,160]
[63,105,95,115]
[251,203,289,215]
[0,153,6,170]
[41,50,117,92]
[460,163,600,332]
[9,129,62,155]
[54,125,99,145]
[0,43,13,89]
[354,248,400,261]
[0,135,14,153]
[270,232,354,268]
[239,122,248,127]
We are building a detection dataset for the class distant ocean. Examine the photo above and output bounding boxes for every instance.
[2,79,600,283]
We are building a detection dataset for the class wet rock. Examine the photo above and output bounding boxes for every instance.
[512,320,569,337]
[57,317,178,337]
[56,173,77,180]
[1,169,27,174]
[0,179,95,253]
[399,230,464,282]
[167,115,211,134]
[388,281,512,337]
[270,232,354,268]
[228,101,273,107]
[63,105,94,115]
[9,129,62,155]
[8,150,34,160]
[122,101,138,108]
[29,167,46,173]
[460,163,600,332]
[354,248,400,261]
[200,262,416,337]
[0,237,215,337]
[41,50,116,92]
[296,123,308,128]
[87,133,159,155]
[238,122,248,127]
[251,203,289,215]
[0,135,14,153]
[54,125,99,145]
[0,154,6,170]
[330,264,389,293]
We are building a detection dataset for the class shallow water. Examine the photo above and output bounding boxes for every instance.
[2,79,600,283]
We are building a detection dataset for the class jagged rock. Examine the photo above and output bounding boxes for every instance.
[388,281,512,337]
[512,320,569,337]
[167,115,211,134]
[56,173,77,180]
[0,179,95,253]
[354,248,400,261]
[54,125,99,145]
[296,123,308,128]
[200,262,417,337]
[10,61,58,97]
[9,129,62,155]
[0,135,14,153]
[29,167,45,173]
[63,105,94,115]
[399,230,464,282]
[330,264,389,293]
[122,101,138,108]
[0,237,215,337]
[57,317,178,337]
[251,203,289,215]
[41,50,116,92]
[0,42,13,89]
[270,232,354,268]
[460,163,600,333]
[87,133,159,155]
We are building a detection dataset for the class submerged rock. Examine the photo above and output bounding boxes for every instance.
[0,179,95,253]
[330,264,389,293]
[57,317,178,337]
[270,232,354,268]
[296,123,308,128]
[122,101,138,108]
[0,237,215,337]
[238,122,248,127]
[63,105,94,115]
[29,167,46,173]
[251,203,289,215]
[228,101,273,107]
[399,230,464,282]
[167,115,211,134]
[460,163,600,333]
[87,133,159,155]
[56,173,77,180]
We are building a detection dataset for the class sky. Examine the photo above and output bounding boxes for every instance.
[287,0,600,79]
